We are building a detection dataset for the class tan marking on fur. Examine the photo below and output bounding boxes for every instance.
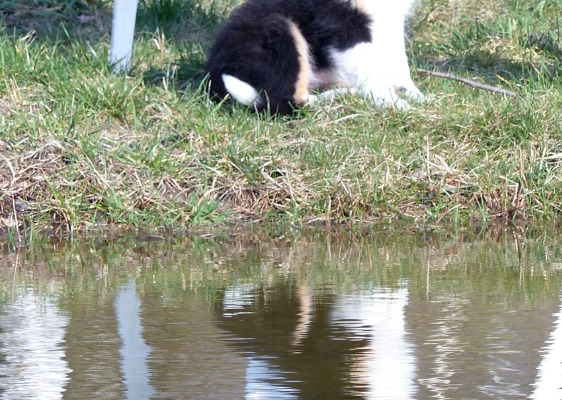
[286,20,311,105]
[350,0,368,13]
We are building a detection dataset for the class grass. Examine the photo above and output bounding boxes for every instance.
[1,0,562,239]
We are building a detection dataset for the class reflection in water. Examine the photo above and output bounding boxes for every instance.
[246,355,300,399]
[115,280,155,400]
[0,288,71,399]
[142,288,247,399]
[220,283,416,399]
[292,283,313,349]
[331,287,415,399]
[224,285,302,399]
[223,283,258,318]
[1,228,562,399]
[416,297,469,399]
[532,295,562,399]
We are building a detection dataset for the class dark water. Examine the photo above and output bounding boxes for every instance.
[1,226,562,399]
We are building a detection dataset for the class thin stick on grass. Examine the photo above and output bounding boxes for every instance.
[418,69,517,98]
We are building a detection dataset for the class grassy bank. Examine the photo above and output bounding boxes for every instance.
[1,0,561,237]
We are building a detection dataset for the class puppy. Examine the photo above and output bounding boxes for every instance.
[205,0,424,115]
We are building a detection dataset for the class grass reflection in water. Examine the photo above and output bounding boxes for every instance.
[1,225,562,399]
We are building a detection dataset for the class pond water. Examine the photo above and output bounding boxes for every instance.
[1,225,562,400]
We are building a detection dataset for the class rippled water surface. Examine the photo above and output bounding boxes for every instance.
[1,226,562,399]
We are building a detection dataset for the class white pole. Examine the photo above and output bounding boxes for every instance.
[115,280,156,399]
[110,0,139,72]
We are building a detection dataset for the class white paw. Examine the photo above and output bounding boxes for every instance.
[399,85,425,103]
[365,87,411,110]
[307,88,358,105]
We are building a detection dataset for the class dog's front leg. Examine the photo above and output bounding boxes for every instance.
[330,42,408,109]
[330,21,423,109]
[369,17,425,104]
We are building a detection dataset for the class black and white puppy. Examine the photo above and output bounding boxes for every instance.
[205,0,423,115]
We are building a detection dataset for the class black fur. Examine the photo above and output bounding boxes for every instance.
[205,0,373,115]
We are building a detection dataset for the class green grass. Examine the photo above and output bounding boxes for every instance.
[1,0,562,238]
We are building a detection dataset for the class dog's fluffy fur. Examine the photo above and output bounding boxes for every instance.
[205,0,423,115]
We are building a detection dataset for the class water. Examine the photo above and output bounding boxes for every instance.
[0,226,561,399]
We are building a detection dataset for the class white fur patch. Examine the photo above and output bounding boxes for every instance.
[328,4,424,110]
[222,74,260,106]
